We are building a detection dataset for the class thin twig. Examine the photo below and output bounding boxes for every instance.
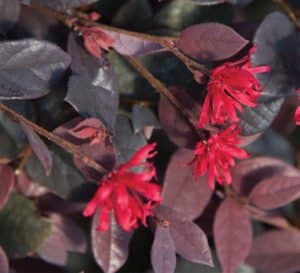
[15,146,32,175]
[273,0,300,29]
[159,39,209,75]
[124,55,205,139]
[0,103,108,174]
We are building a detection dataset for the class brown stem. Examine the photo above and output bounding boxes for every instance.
[0,103,108,174]
[26,3,208,77]
[273,0,300,29]
[124,55,205,139]
[15,146,32,175]
[159,39,209,75]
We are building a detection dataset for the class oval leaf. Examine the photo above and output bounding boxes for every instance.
[177,23,248,62]
[0,39,71,100]
[151,226,176,273]
[249,175,300,209]
[156,206,212,266]
[103,29,163,57]
[159,87,199,149]
[214,198,252,273]
[0,247,9,273]
[162,148,212,220]
[0,0,20,34]
[0,194,51,258]
[92,209,133,273]
[37,213,86,266]
[21,122,53,176]
[247,230,300,273]
[252,12,300,102]
[0,165,14,210]
[231,157,297,196]
[27,0,98,11]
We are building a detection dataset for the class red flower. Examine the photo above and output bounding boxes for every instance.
[295,107,300,125]
[80,26,114,58]
[198,48,270,128]
[294,90,300,125]
[189,125,248,190]
[83,143,162,232]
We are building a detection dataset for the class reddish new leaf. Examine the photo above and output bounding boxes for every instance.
[231,157,297,196]
[92,209,133,273]
[214,198,252,273]
[156,206,213,266]
[0,246,9,273]
[177,23,248,62]
[151,226,176,273]
[21,122,53,176]
[159,86,200,149]
[0,165,14,210]
[247,230,300,273]
[162,148,212,220]
[249,175,300,209]
[54,117,116,181]
[37,213,86,266]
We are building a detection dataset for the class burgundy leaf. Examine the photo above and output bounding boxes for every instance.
[162,148,212,220]
[0,246,9,273]
[151,226,176,273]
[247,230,300,273]
[92,209,133,273]
[103,30,163,56]
[0,165,14,210]
[159,86,200,149]
[231,157,298,196]
[21,122,53,176]
[177,23,248,62]
[37,213,86,266]
[249,176,300,209]
[214,198,252,273]
[156,206,213,266]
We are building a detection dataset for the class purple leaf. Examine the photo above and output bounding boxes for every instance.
[0,0,20,34]
[26,0,98,11]
[0,39,71,100]
[156,206,213,266]
[0,247,9,273]
[103,30,163,57]
[247,230,300,273]
[0,165,14,210]
[231,157,297,196]
[159,86,200,149]
[162,148,212,220]
[177,23,248,62]
[37,213,86,266]
[67,33,119,131]
[151,226,176,273]
[21,122,53,176]
[214,198,252,273]
[92,209,133,273]
[249,175,300,209]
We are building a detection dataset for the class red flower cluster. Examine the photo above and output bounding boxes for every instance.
[198,49,270,128]
[80,26,114,58]
[190,125,248,190]
[83,143,162,232]
[193,49,269,189]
